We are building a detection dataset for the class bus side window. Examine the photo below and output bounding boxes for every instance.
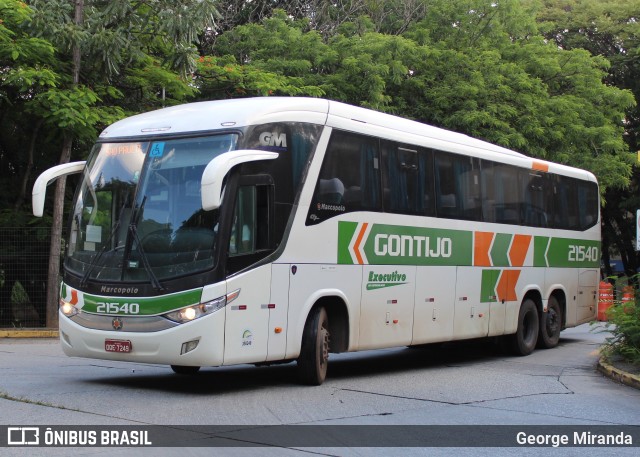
[229,186,256,256]
[480,160,522,225]
[552,175,580,230]
[577,181,599,230]
[435,152,481,221]
[381,142,434,216]
[307,131,381,225]
[520,172,549,228]
[227,182,273,274]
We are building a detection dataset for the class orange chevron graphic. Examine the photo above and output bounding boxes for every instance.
[509,235,532,267]
[474,231,494,267]
[70,289,78,305]
[353,223,368,265]
[496,270,521,302]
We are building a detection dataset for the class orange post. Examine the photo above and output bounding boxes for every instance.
[621,285,635,314]
[597,281,614,321]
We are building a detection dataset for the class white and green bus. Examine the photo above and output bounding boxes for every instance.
[33,97,600,384]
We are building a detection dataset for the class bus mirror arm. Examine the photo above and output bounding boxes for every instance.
[32,161,86,217]
[201,150,279,210]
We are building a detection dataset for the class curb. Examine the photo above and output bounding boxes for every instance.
[597,357,640,390]
[0,329,59,338]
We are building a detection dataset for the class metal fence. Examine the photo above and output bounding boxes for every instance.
[0,227,57,328]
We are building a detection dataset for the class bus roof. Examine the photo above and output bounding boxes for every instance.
[99,97,596,183]
[99,97,331,139]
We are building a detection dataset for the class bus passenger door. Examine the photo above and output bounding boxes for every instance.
[412,266,456,345]
[266,263,290,361]
[359,266,416,350]
[453,267,490,339]
[223,265,271,365]
[222,181,274,365]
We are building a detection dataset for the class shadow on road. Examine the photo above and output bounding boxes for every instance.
[82,335,582,395]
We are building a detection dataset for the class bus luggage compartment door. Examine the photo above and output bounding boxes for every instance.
[453,267,491,340]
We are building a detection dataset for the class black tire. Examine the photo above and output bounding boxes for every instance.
[537,296,562,349]
[508,298,539,356]
[297,306,330,385]
[170,365,200,375]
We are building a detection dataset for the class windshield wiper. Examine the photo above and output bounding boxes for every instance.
[80,194,130,287]
[127,197,164,291]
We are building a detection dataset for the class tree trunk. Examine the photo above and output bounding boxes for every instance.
[45,135,73,328]
[14,120,43,211]
[45,0,83,328]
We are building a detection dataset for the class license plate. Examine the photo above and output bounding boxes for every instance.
[105,339,132,353]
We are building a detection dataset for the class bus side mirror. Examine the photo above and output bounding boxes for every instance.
[32,161,86,217]
[201,150,278,211]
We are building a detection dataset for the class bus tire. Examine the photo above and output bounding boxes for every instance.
[537,296,562,349]
[297,306,330,385]
[171,365,200,375]
[509,298,539,356]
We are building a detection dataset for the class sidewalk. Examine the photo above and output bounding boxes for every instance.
[598,355,640,390]
[0,328,59,338]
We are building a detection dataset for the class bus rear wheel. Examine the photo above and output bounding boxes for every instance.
[171,365,200,375]
[537,296,562,349]
[297,306,330,385]
[508,298,539,356]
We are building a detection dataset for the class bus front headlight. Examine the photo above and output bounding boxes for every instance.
[163,290,238,324]
[60,299,78,317]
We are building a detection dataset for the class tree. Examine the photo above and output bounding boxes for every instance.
[0,0,58,211]
[0,0,60,326]
[206,3,634,194]
[536,0,640,277]
[6,0,219,327]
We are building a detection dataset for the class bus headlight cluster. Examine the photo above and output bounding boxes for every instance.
[163,290,239,324]
[60,299,78,317]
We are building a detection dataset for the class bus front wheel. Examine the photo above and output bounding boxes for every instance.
[171,365,200,375]
[509,298,539,356]
[537,296,562,349]
[297,306,330,385]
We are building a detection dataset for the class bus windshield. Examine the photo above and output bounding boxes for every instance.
[66,134,238,283]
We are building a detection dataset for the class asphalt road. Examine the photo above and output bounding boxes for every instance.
[1,323,639,456]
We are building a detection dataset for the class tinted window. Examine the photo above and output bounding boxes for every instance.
[520,171,553,228]
[244,122,322,243]
[307,131,381,225]
[577,181,599,230]
[480,161,520,224]
[551,175,580,230]
[435,152,481,221]
[381,141,434,216]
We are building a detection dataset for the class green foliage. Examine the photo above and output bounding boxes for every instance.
[1,0,220,216]
[196,55,324,99]
[29,86,125,141]
[207,3,635,194]
[401,1,635,192]
[0,0,58,93]
[535,0,640,274]
[206,13,328,98]
[597,299,640,367]
[10,280,29,306]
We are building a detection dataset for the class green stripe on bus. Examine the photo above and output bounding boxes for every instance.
[81,288,203,316]
[355,222,472,266]
[545,238,600,268]
[491,233,512,267]
[481,270,500,303]
[534,236,549,267]
[338,221,358,265]
[338,221,599,268]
